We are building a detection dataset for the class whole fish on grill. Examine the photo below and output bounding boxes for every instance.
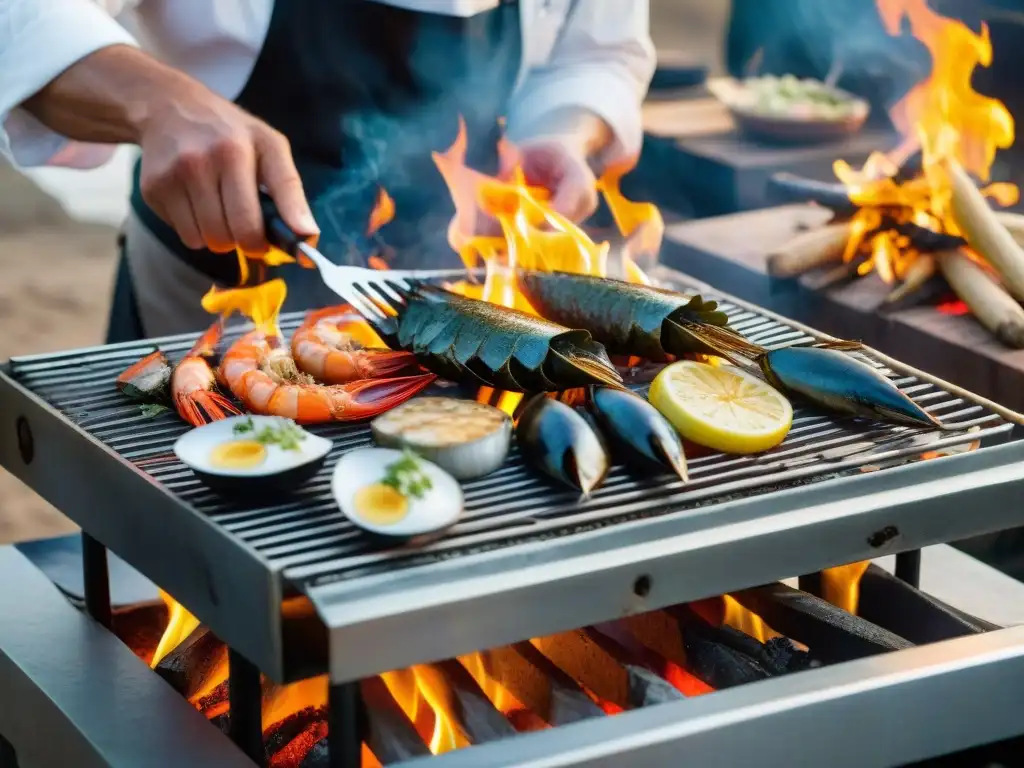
[371,284,623,392]
[516,270,762,364]
[518,270,942,429]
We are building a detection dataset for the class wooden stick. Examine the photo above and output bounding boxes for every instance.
[993,210,1024,249]
[767,223,851,277]
[935,249,1024,349]
[883,254,936,304]
[946,158,1024,301]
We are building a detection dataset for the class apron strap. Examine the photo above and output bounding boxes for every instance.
[105,233,147,344]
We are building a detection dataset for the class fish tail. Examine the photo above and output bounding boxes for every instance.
[669,318,767,364]
[810,340,865,352]
[565,354,626,388]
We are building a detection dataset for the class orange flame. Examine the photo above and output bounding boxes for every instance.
[720,596,782,644]
[433,118,657,414]
[368,186,396,236]
[834,0,1016,282]
[201,278,288,335]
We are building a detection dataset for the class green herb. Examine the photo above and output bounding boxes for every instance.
[233,416,306,451]
[140,403,170,418]
[381,449,433,500]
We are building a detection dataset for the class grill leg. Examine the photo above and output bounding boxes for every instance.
[798,572,823,597]
[895,549,922,588]
[0,733,18,768]
[328,681,365,768]
[228,648,265,766]
[81,533,112,629]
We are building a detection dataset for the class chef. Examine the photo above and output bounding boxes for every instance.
[0,0,655,341]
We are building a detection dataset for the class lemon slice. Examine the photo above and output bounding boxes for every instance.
[649,361,793,454]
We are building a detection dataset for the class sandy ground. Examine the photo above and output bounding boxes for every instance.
[0,1,729,545]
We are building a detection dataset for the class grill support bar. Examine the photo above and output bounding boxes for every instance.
[896,549,922,587]
[328,682,365,768]
[0,734,17,768]
[229,649,265,765]
[81,533,112,630]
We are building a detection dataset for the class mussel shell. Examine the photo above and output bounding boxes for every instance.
[588,387,688,481]
[760,347,939,427]
[516,395,609,495]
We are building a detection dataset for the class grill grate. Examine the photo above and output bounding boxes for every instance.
[7,279,1009,596]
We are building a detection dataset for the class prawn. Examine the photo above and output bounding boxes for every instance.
[220,329,435,423]
[291,305,419,384]
[172,320,242,426]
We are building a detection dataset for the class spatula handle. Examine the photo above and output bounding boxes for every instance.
[258,187,306,256]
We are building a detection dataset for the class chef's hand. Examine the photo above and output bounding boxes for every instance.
[137,87,319,254]
[501,137,599,223]
[21,45,318,254]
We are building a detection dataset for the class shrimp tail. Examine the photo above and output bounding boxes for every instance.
[335,373,436,420]
[359,350,422,378]
[175,390,242,427]
[188,319,226,360]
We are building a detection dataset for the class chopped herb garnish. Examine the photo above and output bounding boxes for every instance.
[140,403,169,418]
[381,449,433,500]
[233,416,306,451]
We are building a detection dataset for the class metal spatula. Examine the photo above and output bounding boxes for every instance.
[259,190,463,321]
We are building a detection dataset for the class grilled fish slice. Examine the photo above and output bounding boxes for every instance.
[373,285,623,392]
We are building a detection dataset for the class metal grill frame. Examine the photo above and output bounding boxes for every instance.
[2,268,1024,689]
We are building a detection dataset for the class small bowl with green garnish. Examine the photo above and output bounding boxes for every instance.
[332,447,464,545]
[173,415,332,497]
[709,75,869,143]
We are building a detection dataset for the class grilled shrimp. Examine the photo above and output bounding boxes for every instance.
[172,320,242,426]
[291,305,419,385]
[220,329,435,423]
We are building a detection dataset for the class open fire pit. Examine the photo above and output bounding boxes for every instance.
[3,264,1024,766]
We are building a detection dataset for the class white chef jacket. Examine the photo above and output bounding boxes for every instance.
[0,0,655,170]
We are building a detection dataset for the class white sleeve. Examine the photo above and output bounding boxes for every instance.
[0,0,140,169]
[508,0,656,166]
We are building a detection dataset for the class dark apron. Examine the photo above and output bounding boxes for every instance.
[108,0,522,343]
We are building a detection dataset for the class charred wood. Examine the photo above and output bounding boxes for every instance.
[485,641,606,725]
[432,660,517,744]
[360,677,431,763]
[154,625,228,699]
[264,706,324,764]
[729,581,913,664]
[857,564,1000,643]
[584,623,712,698]
[767,172,858,217]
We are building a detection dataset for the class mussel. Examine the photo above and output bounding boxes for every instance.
[758,345,941,428]
[587,386,688,481]
[516,395,609,495]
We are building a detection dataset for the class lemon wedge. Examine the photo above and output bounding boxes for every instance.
[649,361,793,454]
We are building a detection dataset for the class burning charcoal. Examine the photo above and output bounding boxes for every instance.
[504,708,548,732]
[729,582,913,664]
[625,665,684,706]
[360,677,431,763]
[269,718,328,768]
[584,624,713,698]
[154,625,228,699]
[766,172,858,216]
[485,642,606,725]
[935,249,1024,349]
[857,564,1000,644]
[888,220,966,251]
[264,706,324,763]
[196,679,230,720]
[431,660,517,744]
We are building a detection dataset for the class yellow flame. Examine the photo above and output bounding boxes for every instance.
[720,595,782,644]
[201,278,288,336]
[380,668,469,755]
[150,590,201,668]
[821,561,871,614]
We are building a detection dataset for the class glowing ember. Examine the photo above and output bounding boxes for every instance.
[834,0,1017,282]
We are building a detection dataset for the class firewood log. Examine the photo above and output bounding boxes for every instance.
[767,223,851,277]
[934,249,1024,349]
[946,158,1024,302]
